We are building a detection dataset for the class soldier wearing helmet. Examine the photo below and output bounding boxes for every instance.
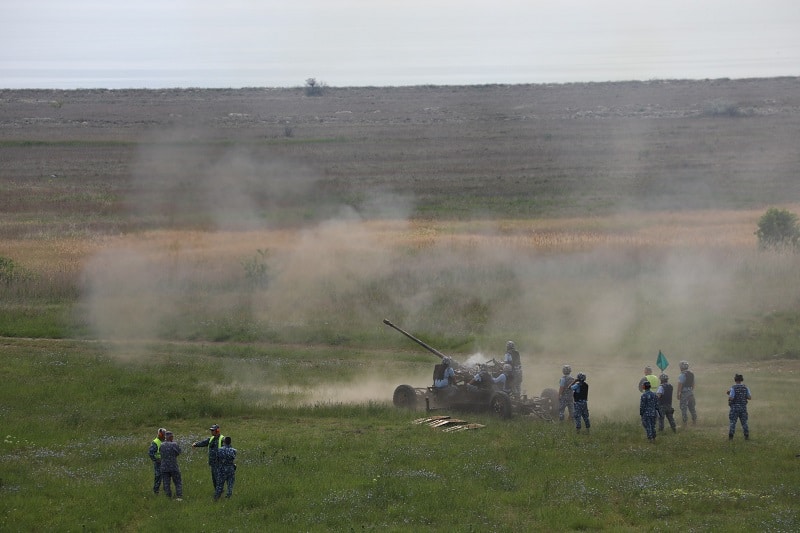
[570,372,591,433]
[433,356,456,390]
[557,364,576,422]
[640,381,661,442]
[502,340,522,396]
[677,360,698,425]
[727,373,752,440]
[656,374,677,433]
[148,427,167,495]
[487,364,513,394]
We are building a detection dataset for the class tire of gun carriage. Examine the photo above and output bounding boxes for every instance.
[490,392,513,419]
[540,388,559,419]
[393,384,419,409]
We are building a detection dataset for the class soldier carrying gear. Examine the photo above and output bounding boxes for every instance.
[571,372,590,433]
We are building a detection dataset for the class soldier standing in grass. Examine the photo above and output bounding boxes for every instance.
[159,431,183,500]
[558,364,575,422]
[728,374,752,440]
[640,381,661,442]
[193,423,224,491]
[656,374,677,433]
[148,427,166,495]
[571,372,590,433]
[677,360,697,425]
[214,436,237,500]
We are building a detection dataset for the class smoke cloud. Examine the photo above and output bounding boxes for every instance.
[80,127,799,416]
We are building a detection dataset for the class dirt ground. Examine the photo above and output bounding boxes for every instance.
[1,77,799,230]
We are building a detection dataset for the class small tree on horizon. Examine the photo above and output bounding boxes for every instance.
[756,207,800,250]
[304,78,326,97]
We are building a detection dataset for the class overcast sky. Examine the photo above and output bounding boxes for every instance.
[2,0,798,89]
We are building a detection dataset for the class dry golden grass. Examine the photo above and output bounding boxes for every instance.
[2,207,786,281]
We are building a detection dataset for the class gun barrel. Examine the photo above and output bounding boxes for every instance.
[383,319,448,360]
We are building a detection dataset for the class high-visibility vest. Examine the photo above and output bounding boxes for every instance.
[152,437,163,460]
[209,434,225,454]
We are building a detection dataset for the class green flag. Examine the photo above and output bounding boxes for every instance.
[656,350,669,372]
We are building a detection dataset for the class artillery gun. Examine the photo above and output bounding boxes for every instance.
[384,319,558,420]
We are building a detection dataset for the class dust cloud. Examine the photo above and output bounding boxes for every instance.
[80,127,799,415]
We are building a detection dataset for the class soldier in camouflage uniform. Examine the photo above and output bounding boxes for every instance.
[558,364,575,422]
[193,423,224,491]
[728,374,752,440]
[159,431,183,500]
[214,436,237,500]
[640,381,661,442]
[571,372,590,433]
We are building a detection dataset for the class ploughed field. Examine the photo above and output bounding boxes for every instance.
[2,77,800,236]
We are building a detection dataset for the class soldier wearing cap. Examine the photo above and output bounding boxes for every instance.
[193,424,225,491]
[148,427,166,494]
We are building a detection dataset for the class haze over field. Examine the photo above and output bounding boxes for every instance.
[78,132,799,409]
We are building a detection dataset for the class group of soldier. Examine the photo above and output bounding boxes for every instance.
[634,362,752,442]
[148,423,238,501]
[436,341,752,442]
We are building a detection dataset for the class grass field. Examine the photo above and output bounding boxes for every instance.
[2,337,799,531]
[2,81,800,530]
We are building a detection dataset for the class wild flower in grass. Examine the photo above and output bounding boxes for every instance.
[645,486,765,502]
[393,469,440,480]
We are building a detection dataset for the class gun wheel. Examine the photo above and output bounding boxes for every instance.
[490,392,512,419]
[393,384,419,409]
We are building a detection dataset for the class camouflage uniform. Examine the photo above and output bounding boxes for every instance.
[159,435,182,499]
[571,375,590,432]
[214,441,237,500]
[640,387,661,441]
[193,426,224,490]
[558,373,575,421]
[728,377,752,440]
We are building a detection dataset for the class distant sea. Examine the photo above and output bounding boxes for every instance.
[3,59,799,90]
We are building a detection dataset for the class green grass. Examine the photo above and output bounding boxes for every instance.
[0,304,75,338]
[1,338,799,531]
